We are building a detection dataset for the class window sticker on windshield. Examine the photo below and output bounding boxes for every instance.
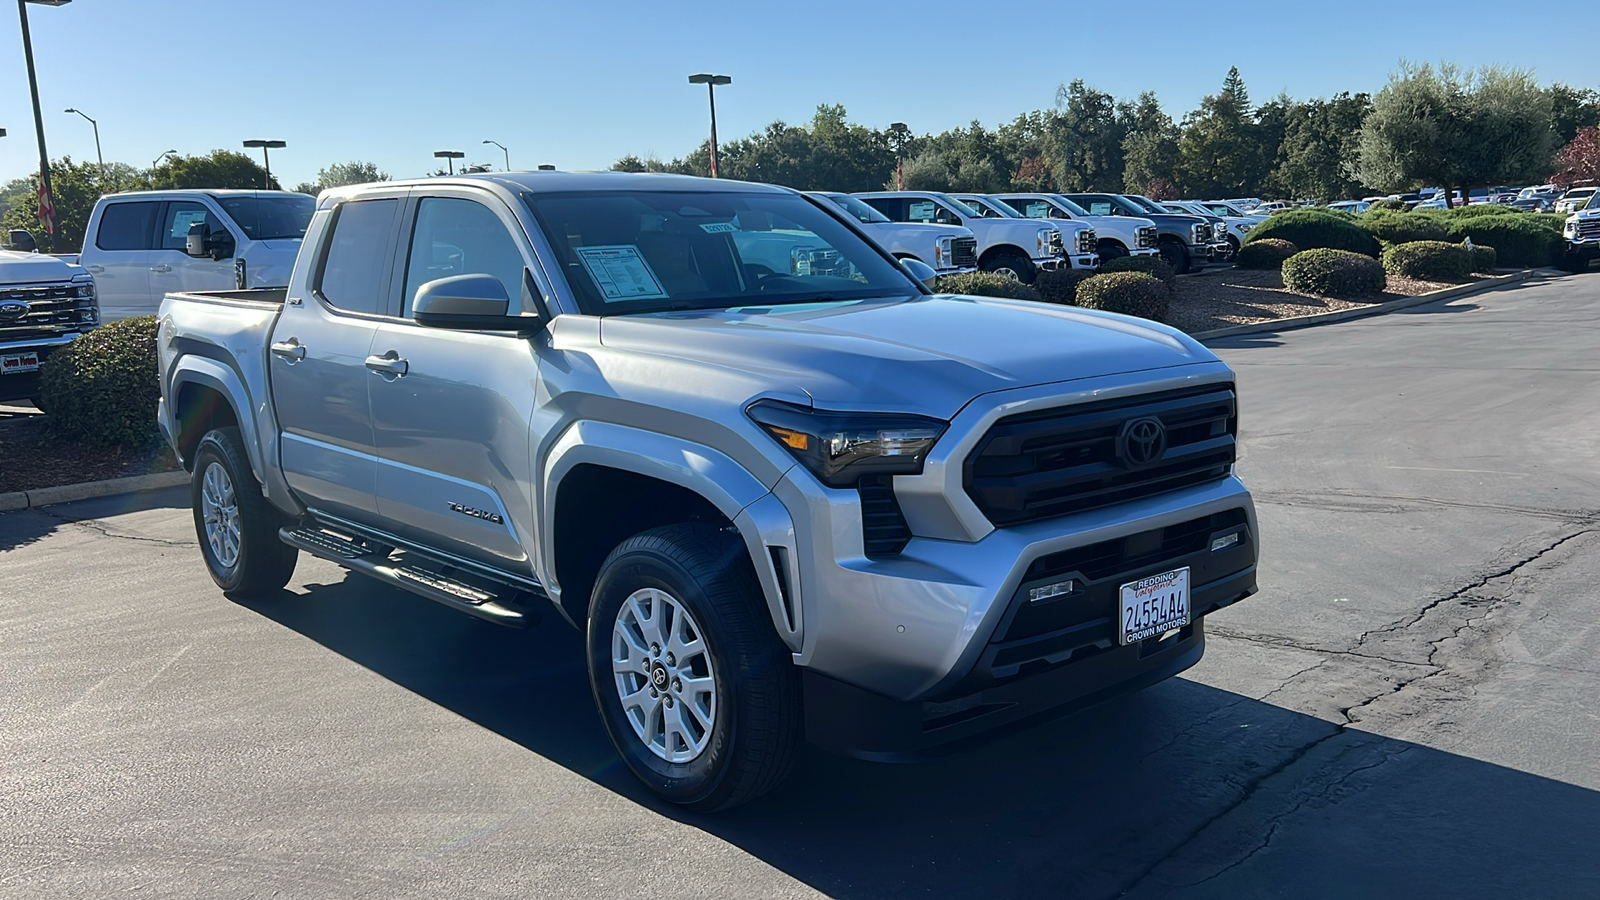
[699,222,737,234]
[575,245,670,301]
[170,209,208,237]
[908,200,936,221]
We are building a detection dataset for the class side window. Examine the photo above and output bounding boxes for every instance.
[402,198,526,316]
[1086,201,1114,216]
[906,200,939,223]
[158,201,225,251]
[315,198,398,315]
[860,197,903,220]
[1020,201,1052,219]
[95,201,159,251]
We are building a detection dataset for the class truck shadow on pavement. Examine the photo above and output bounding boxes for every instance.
[236,573,1600,900]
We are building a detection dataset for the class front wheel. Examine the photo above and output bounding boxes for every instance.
[587,523,800,812]
[190,426,298,597]
[1097,241,1129,262]
[983,253,1036,283]
[1158,241,1192,274]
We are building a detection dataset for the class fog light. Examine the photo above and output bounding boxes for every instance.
[1028,579,1077,603]
[1210,533,1240,552]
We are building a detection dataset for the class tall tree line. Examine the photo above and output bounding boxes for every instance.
[617,65,1600,201]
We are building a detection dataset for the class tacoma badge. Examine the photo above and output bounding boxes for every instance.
[447,501,504,524]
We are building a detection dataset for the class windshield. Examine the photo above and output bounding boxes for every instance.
[956,196,1019,218]
[523,190,919,316]
[1205,203,1244,216]
[1587,193,1600,210]
[1046,195,1092,216]
[1125,195,1169,214]
[819,193,890,224]
[215,194,315,240]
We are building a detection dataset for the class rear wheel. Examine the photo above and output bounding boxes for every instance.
[983,252,1036,283]
[190,426,298,597]
[587,523,800,812]
[1158,240,1192,274]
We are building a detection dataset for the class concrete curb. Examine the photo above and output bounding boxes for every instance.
[1191,269,1534,343]
[0,470,189,512]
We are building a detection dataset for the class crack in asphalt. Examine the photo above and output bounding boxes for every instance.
[1253,489,1599,523]
[1114,527,1592,897]
[33,507,197,548]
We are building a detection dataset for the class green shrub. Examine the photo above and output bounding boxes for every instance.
[1033,268,1094,305]
[1367,198,1409,212]
[1313,207,1360,223]
[1234,238,1299,269]
[1432,204,1518,219]
[1282,249,1387,298]
[1468,244,1497,272]
[1361,210,1450,244]
[1074,272,1169,321]
[1246,209,1382,257]
[1435,214,1564,268]
[38,315,161,449]
[1098,254,1177,294]
[1381,241,1472,281]
[935,271,1042,301]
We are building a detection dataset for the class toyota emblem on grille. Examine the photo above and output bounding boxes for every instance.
[0,300,28,323]
[1117,417,1167,468]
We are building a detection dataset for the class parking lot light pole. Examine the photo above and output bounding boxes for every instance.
[63,107,102,174]
[242,139,286,189]
[482,139,509,171]
[19,0,72,252]
[889,121,909,190]
[434,149,464,175]
[687,74,731,178]
[150,149,175,188]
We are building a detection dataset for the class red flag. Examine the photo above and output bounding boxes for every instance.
[36,179,55,235]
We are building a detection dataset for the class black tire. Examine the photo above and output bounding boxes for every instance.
[983,252,1036,283]
[1097,241,1129,262]
[586,523,800,812]
[190,426,297,597]
[1158,240,1192,274]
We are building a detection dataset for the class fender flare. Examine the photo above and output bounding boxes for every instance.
[540,421,802,649]
[168,357,265,483]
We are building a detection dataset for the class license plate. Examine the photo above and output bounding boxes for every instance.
[0,352,40,375]
[1119,567,1190,645]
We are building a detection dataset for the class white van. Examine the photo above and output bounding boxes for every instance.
[79,190,314,321]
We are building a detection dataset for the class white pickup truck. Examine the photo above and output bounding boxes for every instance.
[78,190,314,321]
[0,250,98,406]
[808,192,978,274]
[855,191,1094,282]
[987,193,1160,262]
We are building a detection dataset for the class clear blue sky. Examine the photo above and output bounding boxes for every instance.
[2,0,1595,188]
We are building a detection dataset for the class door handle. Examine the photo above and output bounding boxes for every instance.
[150,264,173,273]
[269,339,305,363]
[365,351,408,379]
[86,264,105,273]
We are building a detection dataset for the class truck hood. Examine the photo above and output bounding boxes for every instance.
[0,249,86,285]
[864,222,972,238]
[597,295,1217,419]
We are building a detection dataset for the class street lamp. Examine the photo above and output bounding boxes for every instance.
[888,121,910,190]
[242,139,286,189]
[433,149,464,175]
[687,73,731,178]
[150,149,176,188]
[18,0,74,252]
[63,107,102,174]
[482,139,509,171]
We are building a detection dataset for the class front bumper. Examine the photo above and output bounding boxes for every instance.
[0,334,80,403]
[1203,241,1236,265]
[934,265,979,276]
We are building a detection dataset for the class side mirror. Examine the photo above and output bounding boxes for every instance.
[900,257,938,290]
[185,222,235,260]
[413,273,542,333]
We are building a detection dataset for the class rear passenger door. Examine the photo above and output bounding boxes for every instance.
[86,200,159,321]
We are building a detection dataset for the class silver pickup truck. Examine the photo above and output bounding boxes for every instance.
[157,172,1258,811]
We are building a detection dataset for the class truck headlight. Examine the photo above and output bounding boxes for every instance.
[747,399,947,488]
[1038,227,1053,256]
[1566,219,1577,237]
[1236,223,1252,234]
[935,236,953,268]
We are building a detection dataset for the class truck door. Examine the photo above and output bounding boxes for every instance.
[151,199,237,296]
[268,196,403,521]
[366,192,542,571]
[83,199,158,321]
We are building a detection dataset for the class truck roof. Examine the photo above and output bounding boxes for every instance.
[326,171,795,201]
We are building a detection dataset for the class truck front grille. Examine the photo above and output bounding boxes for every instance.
[1137,226,1158,249]
[1076,229,1097,254]
[963,385,1237,527]
[0,283,96,340]
[1578,219,1600,241]
[951,236,978,268]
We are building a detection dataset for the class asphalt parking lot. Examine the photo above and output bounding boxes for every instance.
[3,272,1598,899]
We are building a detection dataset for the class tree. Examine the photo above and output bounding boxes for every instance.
[1360,63,1557,206]
[2,157,146,253]
[1175,68,1268,198]
[1554,126,1600,186]
[1044,80,1126,191]
[1549,84,1600,147]
[150,150,278,191]
[1120,92,1180,195]
[1272,93,1373,201]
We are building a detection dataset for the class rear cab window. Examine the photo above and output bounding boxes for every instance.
[95,201,160,251]
[314,199,399,315]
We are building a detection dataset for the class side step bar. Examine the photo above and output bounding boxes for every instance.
[280,526,530,628]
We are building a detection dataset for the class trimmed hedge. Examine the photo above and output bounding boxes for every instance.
[1434,215,1563,268]
[1234,238,1298,269]
[1282,249,1387,298]
[38,315,161,449]
[1246,209,1382,257]
[1360,210,1450,244]
[1099,254,1177,294]
[1468,244,1497,273]
[935,271,1042,301]
[1033,268,1094,305]
[1073,272,1168,321]
[1367,198,1409,212]
[1382,241,1471,281]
